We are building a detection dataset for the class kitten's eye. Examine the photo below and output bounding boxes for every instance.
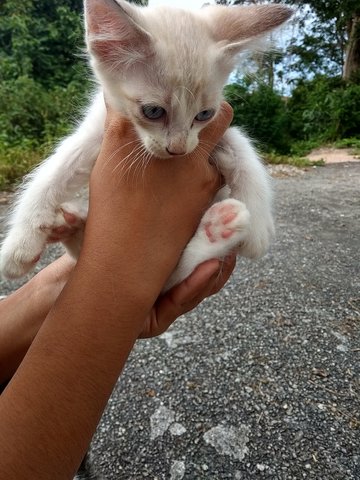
[142,105,166,120]
[195,109,215,122]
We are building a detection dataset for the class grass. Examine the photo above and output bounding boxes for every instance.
[265,135,360,167]
[0,144,46,190]
[333,137,360,155]
[264,152,325,168]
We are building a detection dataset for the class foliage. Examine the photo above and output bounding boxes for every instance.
[225,82,292,154]
[265,152,325,168]
[334,137,360,150]
[0,0,359,188]
[224,75,360,157]
[0,0,85,87]
[0,143,45,190]
[285,1,360,82]
[0,76,89,147]
[287,75,360,142]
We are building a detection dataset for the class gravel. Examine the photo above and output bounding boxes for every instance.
[1,162,359,479]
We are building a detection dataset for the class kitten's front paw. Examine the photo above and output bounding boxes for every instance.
[0,206,85,279]
[0,229,48,279]
[200,199,250,255]
[164,199,250,292]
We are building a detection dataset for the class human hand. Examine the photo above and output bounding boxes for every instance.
[45,211,85,244]
[139,255,236,338]
[83,102,234,304]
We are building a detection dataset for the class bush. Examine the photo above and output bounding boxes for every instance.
[224,83,292,154]
[287,75,360,142]
[0,75,90,147]
[0,75,91,188]
[0,142,46,189]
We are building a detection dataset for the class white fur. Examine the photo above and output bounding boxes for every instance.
[0,0,291,283]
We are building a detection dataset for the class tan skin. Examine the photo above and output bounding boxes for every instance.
[0,102,235,479]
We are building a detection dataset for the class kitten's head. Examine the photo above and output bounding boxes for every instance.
[85,0,292,158]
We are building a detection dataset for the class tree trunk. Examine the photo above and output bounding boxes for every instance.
[343,13,360,82]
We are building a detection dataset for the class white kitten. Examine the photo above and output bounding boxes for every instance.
[0,0,292,290]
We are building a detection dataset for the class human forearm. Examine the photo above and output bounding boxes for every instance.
[0,247,160,479]
[0,163,212,479]
[0,103,233,479]
[0,255,75,383]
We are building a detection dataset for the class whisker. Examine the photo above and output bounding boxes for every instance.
[123,147,147,182]
[112,145,144,174]
[173,93,181,108]
[199,140,228,154]
[111,144,146,183]
[132,146,148,184]
[141,151,152,185]
[101,139,141,173]
[180,85,195,101]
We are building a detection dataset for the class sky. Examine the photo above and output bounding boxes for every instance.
[149,0,213,9]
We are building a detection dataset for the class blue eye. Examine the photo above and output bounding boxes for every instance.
[195,109,215,122]
[142,105,166,120]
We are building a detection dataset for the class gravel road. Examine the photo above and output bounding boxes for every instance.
[0,162,359,479]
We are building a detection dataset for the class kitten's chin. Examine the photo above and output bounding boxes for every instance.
[147,144,199,159]
[147,148,189,160]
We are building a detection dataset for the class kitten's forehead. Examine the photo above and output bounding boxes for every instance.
[104,5,226,119]
[144,7,222,93]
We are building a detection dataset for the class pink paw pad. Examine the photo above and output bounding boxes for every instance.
[39,209,84,244]
[202,200,249,245]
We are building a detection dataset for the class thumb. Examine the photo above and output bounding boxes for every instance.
[199,102,233,153]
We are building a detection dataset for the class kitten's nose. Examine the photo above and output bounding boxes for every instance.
[166,147,187,156]
[166,133,187,156]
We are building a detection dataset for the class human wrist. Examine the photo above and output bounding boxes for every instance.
[31,255,75,311]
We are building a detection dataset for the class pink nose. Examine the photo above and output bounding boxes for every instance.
[166,147,187,156]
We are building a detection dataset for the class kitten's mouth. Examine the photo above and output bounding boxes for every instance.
[150,149,189,160]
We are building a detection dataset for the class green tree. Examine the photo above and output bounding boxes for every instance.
[0,0,85,87]
[287,75,360,141]
[225,82,291,153]
[0,0,148,87]
[217,0,360,83]
[286,0,360,83]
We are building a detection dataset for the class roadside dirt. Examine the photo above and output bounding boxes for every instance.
[307,147,360,164]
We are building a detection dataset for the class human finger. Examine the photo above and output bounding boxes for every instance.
[138,255,236,338]
[198,102,233,153]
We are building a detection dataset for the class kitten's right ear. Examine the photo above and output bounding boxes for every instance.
[85,0,153,70]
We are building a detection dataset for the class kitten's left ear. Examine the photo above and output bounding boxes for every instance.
[204,4,293,55]
[85,0,153,70]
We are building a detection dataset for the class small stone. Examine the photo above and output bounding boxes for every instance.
[170,423,187,436]
[170,460,185,480]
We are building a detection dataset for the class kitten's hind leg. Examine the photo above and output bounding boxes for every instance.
[164,199,250,292]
